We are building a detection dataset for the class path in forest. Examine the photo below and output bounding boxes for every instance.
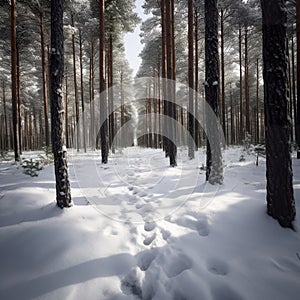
[70,148,225,299]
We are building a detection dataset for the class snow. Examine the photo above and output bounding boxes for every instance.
[0,147,300,300]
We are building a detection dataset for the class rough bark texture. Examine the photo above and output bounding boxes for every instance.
[50,0,72,208]
[261,0,295,228]
[205,0,223,184]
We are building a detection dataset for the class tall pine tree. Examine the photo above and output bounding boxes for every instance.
[261,0,295,228]
[50,0,72,208]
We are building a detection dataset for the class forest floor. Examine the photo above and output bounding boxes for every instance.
[0,146,300,300]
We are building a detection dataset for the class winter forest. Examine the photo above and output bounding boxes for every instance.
[0,0,300,299]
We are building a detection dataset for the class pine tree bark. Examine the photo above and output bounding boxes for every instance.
[79,30,86,152]
[99,0,108,163]
[50,0,72,208]
[205,0,223,184]
[65,70,69,148]
[194,7,199,149]
[188,0,194,159]
[256,58,259,144]
[161,0,168,156]
[2,82,8,151]
[71,14,80,152]
[261,0,295,228]
[165,0,176,166]
[16,45,22,154]
[296,1,300,157]
[244,27,250,136]
[11,0,20,161]
[239,25,243,142]
[40,10,50,147]
[108,34,115,154]
[291,31,296,143]
[220,8,226,140]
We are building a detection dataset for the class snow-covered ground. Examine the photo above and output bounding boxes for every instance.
[0,147,299,300]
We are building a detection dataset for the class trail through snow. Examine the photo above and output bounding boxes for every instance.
[0,147,300,300]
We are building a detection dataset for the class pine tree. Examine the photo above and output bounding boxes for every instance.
[261,0,295,228]
[205,0,223,184]
[11,0,20,162]
[50,0,72,208]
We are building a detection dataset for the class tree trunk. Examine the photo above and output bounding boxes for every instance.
[287,37,293,142]
[16,45,22,154]
[239,25,243,142]
[11,0,20,161]
[230,82,235,144]
[99,0,108,163]
[50,0,72,208]
[71,14,80,152]
[165,0,177,166]
[65,69,69,148]
[2,81,8,151]
[256,58,260,144]
[79,30,86,152]
[291,30,296,144]
[205,0,223,184]
[194,7,199,149]
[40,10,50,147]
[220,8,226,140]
[108,34,115,154]
[244,27,250,136]
[188,0,194,159]
[261,0,295,228]
[161,0,168,156]
[297,0,300,157]
[89,40,95,150]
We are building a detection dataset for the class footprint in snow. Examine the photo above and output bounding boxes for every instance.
[136,249,157,271]
[196,219,210,237]
[138,190,148,197]
[170,214,210,237]
[163,252,192,278]
[206,258,229,276]
[143,233,156,246]
[161,228,171,241]
[139,203,154,214]
[144,221,156,232]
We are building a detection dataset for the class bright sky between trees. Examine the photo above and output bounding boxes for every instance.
[124,0,147,76]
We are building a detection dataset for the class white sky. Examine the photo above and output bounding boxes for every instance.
[124,0,148,77]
